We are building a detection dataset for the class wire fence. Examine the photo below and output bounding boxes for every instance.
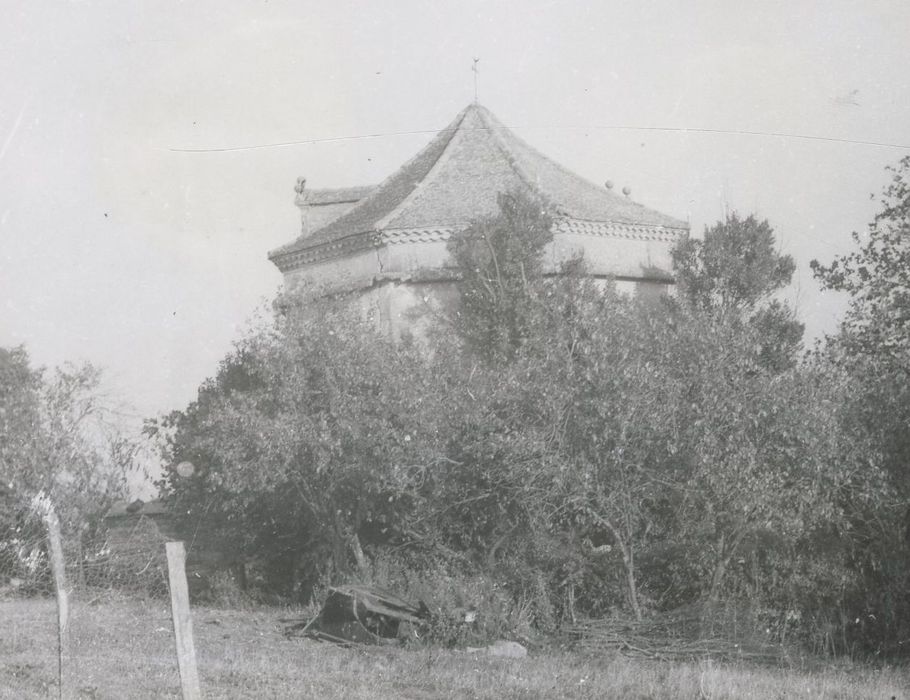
[0,505,200,699]
[1,508,170,600]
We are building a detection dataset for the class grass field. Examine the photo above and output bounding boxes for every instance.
[1,595,907,699]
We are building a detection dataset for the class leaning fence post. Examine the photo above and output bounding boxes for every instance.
[166,541,202,699]
[43,504,69,700]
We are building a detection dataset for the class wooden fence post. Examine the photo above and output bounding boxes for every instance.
[43,506,69,700]
[166,541,202,700]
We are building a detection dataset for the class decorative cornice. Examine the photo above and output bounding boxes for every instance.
[381,227,458,245]
[380,218,687,246]
[269,231,380,272]
[272,217,688,272]
[555,218,688,242]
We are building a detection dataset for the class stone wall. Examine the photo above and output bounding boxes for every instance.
[281,231,677,337]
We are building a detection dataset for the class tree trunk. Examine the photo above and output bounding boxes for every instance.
[331,512,348,575]
[705,560,728,638]
[567,584,576,625]
[232,561,247,591]
[705,532,728,618]
[621,542,643,622]
[706,526,749,610]
[592,511,642,621]
[350,533,368,576]
[707,532,727,604]
[704,528,750,636]
[290,550,307,601]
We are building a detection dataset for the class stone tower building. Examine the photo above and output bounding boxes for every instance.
[269,104,688,334]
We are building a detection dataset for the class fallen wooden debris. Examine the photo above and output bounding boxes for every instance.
[563,606,787,665]
[286,585,430,646]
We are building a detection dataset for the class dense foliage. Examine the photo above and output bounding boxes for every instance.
[447,190,553,362]
[157,179,910,658]
[810,154,910,655]
[672,212,804,371]
[1,347,130,586]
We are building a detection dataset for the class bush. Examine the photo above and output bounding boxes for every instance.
[351,548,536,647]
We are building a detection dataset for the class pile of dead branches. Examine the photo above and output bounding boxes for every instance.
[563,605,786,664]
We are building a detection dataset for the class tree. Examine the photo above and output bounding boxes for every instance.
[0,347,45,569]
[673,213,795,313]
[671,334,858,609]
[812,155,910,367]
[1,347,44,496]
[534,298,850,620]
[810,156,910,655]
[1,347,128,520]
[1,346,131,585]
[448,188,553,362]
[672,213,803,370]
[553,299,683,621]
[444,202,825,622]
[811,155,910,491]
[157,305,446,599]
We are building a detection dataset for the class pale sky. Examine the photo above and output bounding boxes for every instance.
[2,0,910,425]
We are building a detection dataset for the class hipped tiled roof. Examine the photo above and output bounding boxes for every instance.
[270,104,687,267]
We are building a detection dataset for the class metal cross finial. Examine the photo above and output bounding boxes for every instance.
[472,58,480,104]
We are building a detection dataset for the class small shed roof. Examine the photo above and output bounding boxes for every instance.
[105,499,168,519]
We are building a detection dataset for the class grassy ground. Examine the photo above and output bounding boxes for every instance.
[0,594,907,699]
